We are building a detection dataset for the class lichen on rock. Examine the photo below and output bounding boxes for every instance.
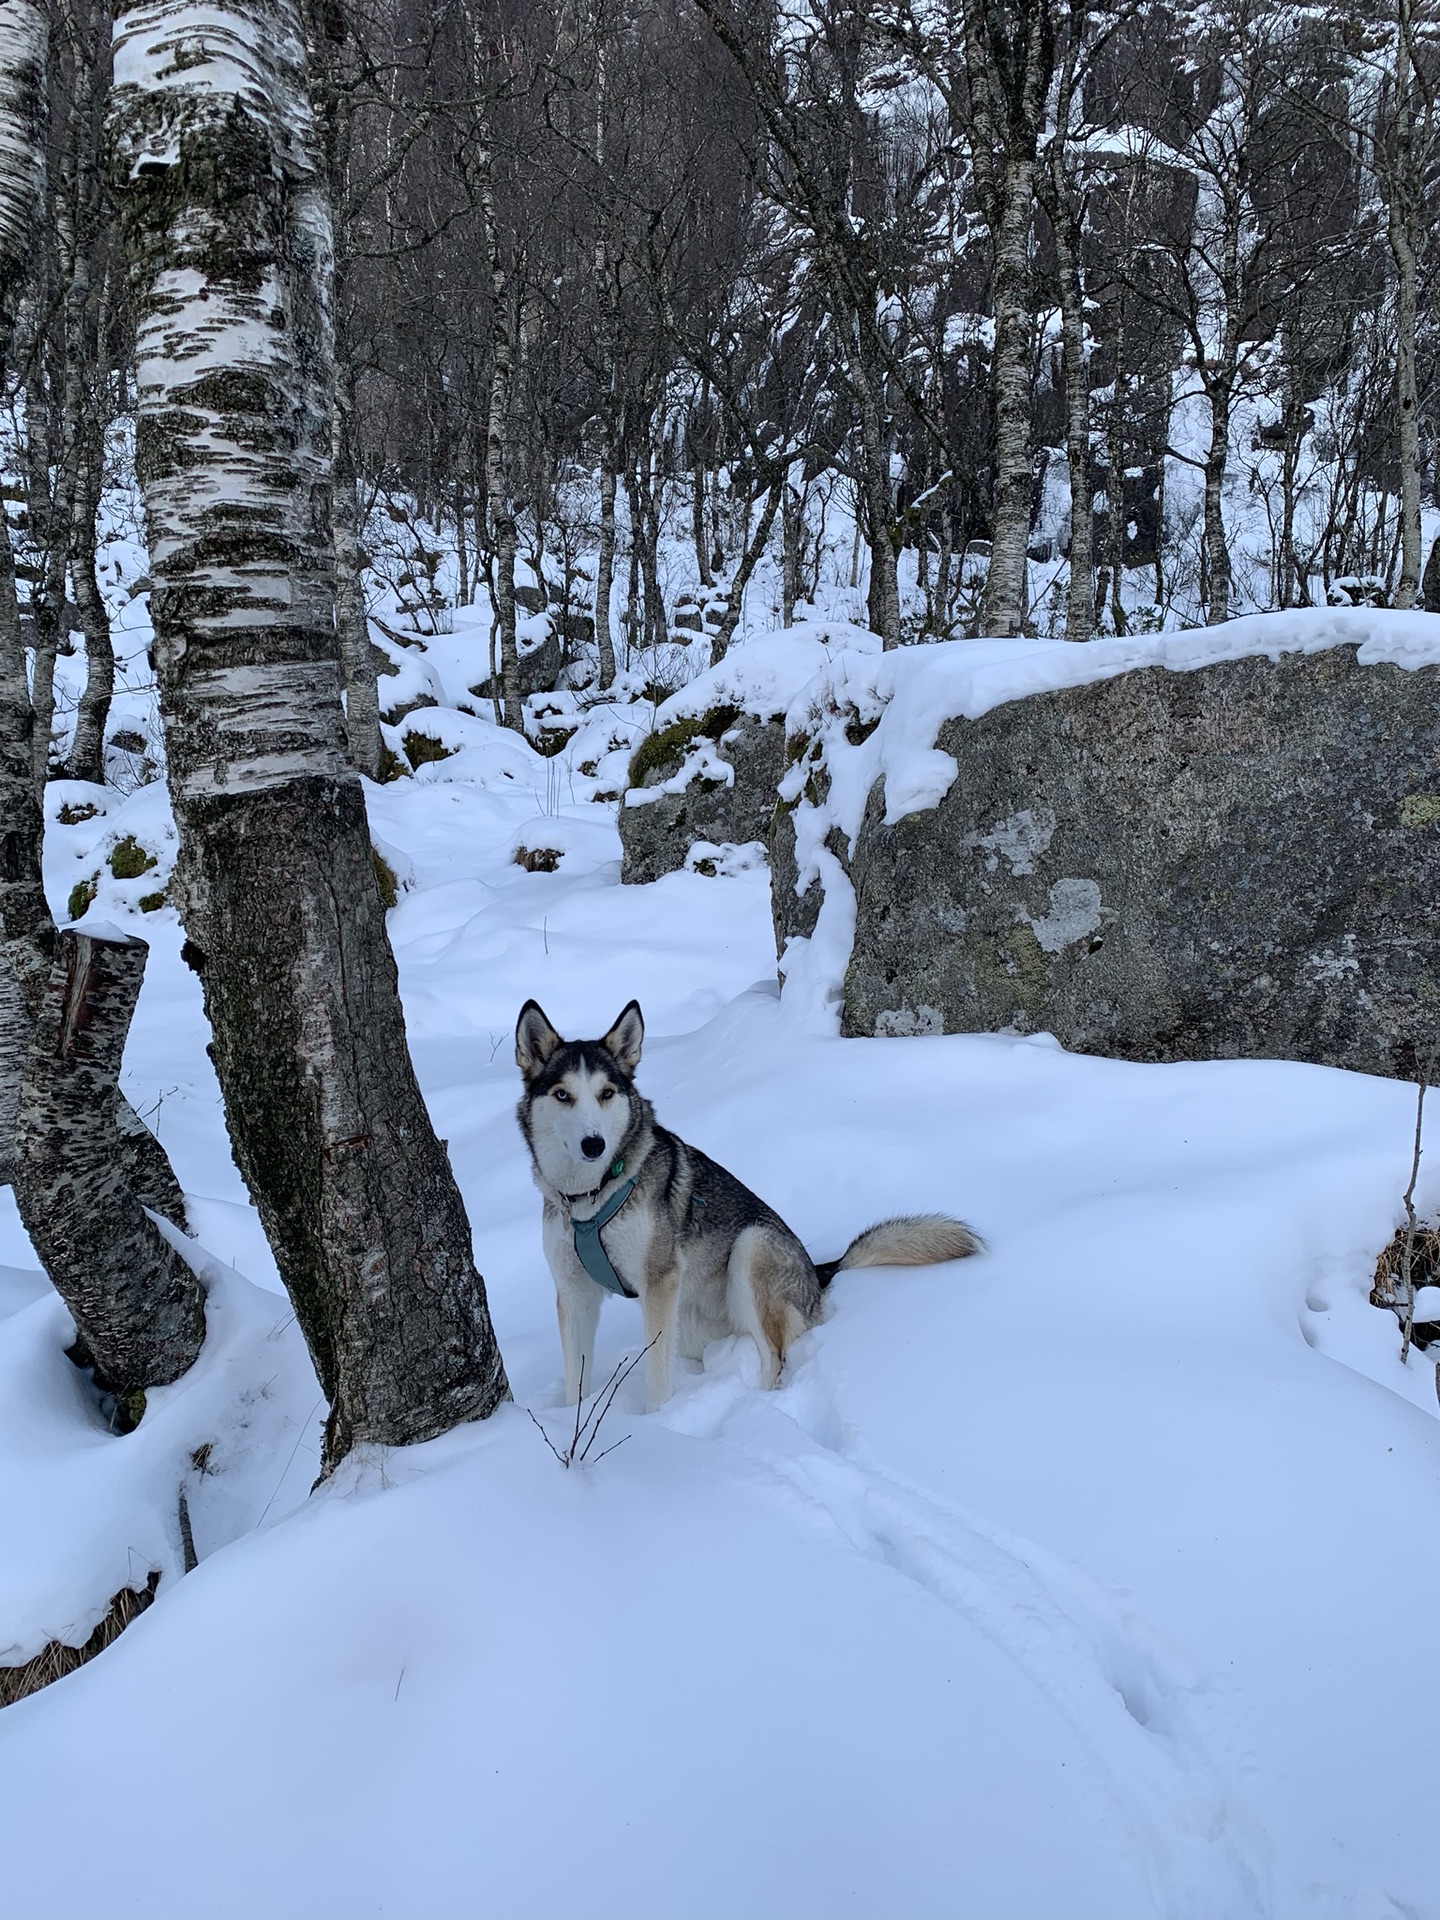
[837,642,1440,1074]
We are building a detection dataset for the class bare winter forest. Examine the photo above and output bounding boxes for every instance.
[7,0,1440,728]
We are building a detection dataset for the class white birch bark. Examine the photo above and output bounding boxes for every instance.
[16,929,205,1394]
[110,0,508,1466]
[0,0,46,333]
[958,0,1050,641]
[0,0,47,1144]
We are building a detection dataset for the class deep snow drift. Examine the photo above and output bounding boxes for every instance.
[1,601,1438,1920]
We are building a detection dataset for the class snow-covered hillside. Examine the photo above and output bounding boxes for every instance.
[2,598,1439,1920]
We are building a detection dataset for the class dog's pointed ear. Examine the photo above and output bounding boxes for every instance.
[602,1000,644,1075]
[516,1000,562,1081]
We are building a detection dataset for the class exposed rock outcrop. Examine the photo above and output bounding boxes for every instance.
[469,621,563,704]
[619,708,784,884]
[617,625,880,884]
[825,642,1440,1074]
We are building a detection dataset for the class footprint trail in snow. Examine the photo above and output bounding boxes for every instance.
[661,1359,1270,1920]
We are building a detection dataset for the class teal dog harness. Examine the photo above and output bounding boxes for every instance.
[571,1161,637,1296]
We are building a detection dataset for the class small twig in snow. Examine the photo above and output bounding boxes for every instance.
[525,1338,658,1469]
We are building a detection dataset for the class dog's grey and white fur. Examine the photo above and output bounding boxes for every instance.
[516,998,982,1411]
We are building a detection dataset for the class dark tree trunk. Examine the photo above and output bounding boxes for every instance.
[111,0,509,1470]
[850,348,901,648]
[781,480,803,628]
[1422,535,1440,613]
[710,480,780,664]
[0,953,24,1189]
[0,517,49,1186]
[15,928,206,1395]
[595,449,618,687]
[631,455,667,650]
[472,118,522,731]
[63,399,114,784]
[0,518,55,1038]
[24,349,65,793]
[1202,392,1233,625]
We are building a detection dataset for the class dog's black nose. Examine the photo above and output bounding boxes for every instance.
[580,1135,606,1160]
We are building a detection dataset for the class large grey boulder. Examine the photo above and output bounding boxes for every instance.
[469,623,564,704]
[619,708,785,884]
[791,641,1440,1076]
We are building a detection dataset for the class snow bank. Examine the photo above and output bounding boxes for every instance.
[783,607,1440,849]
[649,616,882,731]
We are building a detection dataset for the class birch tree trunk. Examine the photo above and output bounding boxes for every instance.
[850,342,901,648]
[471,121,522,730]
[0,519,41,1191]
[64,398,116,785]
[0,0,49,1175]
[1055,226,1092,641]
[981,157,1037,637]
[0,0,46,333]
[1386,194,1422,609]
[0,955,23,1189]
[16,928,206,1396]
[709,479,780,663]
[691,387,714,588]
[1044,23,1093,642]
[110,0,508,1467]
[594,448,618,687]
[1,0,193,1379]
[24,347,65,794]
[52,0,114,785]
[954,0,1050,640]
[1202,386,1234,625]
[781,479,803,627]
[332,381,381,776]
[310,8,380,777]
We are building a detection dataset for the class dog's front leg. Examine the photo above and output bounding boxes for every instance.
[556,1273,603,1406]
[640,1265,680,1412]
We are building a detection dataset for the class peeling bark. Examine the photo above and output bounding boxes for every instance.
[15,928,205,1394]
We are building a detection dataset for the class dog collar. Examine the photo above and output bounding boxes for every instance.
[571,1167,637,1297]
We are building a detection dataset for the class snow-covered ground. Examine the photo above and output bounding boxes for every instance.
[2,589,1439,1919]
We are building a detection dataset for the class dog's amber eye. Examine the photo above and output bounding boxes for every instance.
[552,1087,571,1103]
[599,1086,615,1102]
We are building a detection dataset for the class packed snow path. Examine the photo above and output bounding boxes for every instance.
[1,615,1438,1918]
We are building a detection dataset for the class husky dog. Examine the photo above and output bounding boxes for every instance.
[515,998,981,1411]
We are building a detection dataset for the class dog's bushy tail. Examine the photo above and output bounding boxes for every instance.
[814,1214,983,1288]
